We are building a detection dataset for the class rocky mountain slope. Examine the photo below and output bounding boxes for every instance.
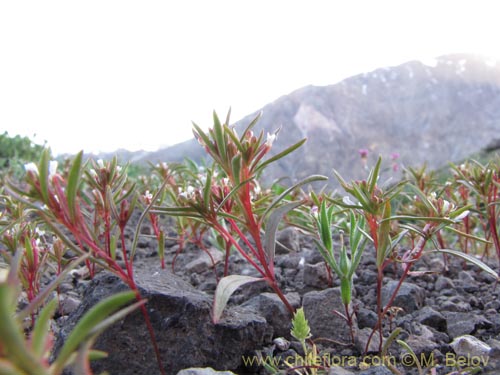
[139,53,500,187]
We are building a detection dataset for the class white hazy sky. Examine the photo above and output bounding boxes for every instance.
[1,1,499,155]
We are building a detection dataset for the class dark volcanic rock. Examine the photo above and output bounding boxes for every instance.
[56,266,272,374]
[444,311,493,338]
[415,306,447,332]
[241,292,300,338]
[303,287,354,344]
[381,280,425,313]
[275,227,301,254]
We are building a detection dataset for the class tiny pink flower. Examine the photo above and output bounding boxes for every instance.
[358,149,369,159]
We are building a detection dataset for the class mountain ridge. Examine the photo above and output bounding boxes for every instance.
[99,53,500,187]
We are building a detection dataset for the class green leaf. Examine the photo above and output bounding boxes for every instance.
[0,283,49,375]
[215,177,254,215]
[433,249,500,280]
[224,124,244,153]
[213,111,227,162]
[445,226,491,244]
[192,122,217,155]
[0,359,25,375]
[291,307,311,342]
[38,149,50,204]
[367,156,382,194]
[340,277,352,305]
[255,138,307,174]
[213,275,263,323]
[262,175,328,222]
[314,239,341,276]
[408,184,437,214]
[31,298,58,359]
[239,112,262,143]
[158,230,165,263]
[52,291,137,372]
[377,200,392,267]
[264,201,303,264]
[66,151,83,223]
[231,154,242,185]
[17,254,89,321]
[203,167,213,212]
[318,201,333,251]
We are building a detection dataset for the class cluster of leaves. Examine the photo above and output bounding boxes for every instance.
[0,189,144,374]
[2,152,168,374]
[1,116,500,374]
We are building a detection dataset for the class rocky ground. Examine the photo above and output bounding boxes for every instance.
[52,221,500,375]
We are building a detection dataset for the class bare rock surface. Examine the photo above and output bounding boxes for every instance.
[56,264,272,374]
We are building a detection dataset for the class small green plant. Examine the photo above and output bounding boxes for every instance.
[6,151,168,374]
[154,111,327,320]
[450,159,500,268]
[332,157,495,353]
[313,202,367,343]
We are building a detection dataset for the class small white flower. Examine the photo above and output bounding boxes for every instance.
[157,162,168,170]
[454,210,470,221]
[179,185,195,200]
[49,160,58,177]
[266,132,276,147]
[24,162,39,175]
[310,205,319,218]
[97,159,105,169]
[116,166,122,173]
[35,227,45,237]
[429,192,437,200]
[144,190,153,201]
[253,183,261,196]
[89,169,98,177]
[442,200,453,213]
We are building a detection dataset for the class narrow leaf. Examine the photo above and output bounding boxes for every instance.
[38,149,50,204]
[367,156,382,194]
[262,175,328,221]
[53,291,136,372]
[264,201,303,264]
[239,112,262,142]
[213,275,263,323]
[31,298,58,358]
[67,151,83,222]
[213,111,227,161]
[433,249,499,280]
[255,138,307,174]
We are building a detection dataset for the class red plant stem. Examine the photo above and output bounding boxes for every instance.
[120,229,132,279]
[367,214,379,251]
[345,303,355,344]
[364,223,432,354]
[213,221,265,277]
[223,241,231,276]
[47,206,166,374]
[171,230,185,272]
[104,210,111,256]
[227,219,259,259]
[217,220,295,314]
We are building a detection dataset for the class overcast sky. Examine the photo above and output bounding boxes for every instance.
[1,1,499,155]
